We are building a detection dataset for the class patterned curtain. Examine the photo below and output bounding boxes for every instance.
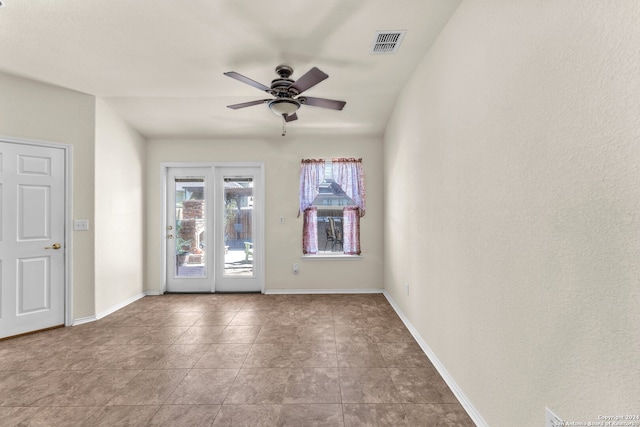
[302,207,319,254]
[299,159,324,254]
[332,158,366,217]
[299,159,325,216]
[342,206,361,255]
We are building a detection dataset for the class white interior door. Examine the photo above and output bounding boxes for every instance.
[0,141,66,339]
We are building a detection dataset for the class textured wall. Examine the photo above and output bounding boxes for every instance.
[384,1,640,425]
[95,99,147,314]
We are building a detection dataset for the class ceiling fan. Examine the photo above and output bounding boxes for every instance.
[224,65,346,135]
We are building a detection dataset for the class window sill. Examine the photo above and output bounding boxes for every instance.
[301,253,362,261]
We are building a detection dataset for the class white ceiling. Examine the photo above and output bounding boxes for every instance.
[0,0,460,139]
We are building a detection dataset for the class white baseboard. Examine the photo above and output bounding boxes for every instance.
[383,290,488,427]
[72,315,97,326]
[72,292,146,326]
[144,290,163,296]
[95,292,146,320]
[264,288,384,295]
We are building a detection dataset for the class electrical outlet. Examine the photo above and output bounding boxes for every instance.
[405,282,410,295]
[545,407,563,427]
[279,216,285,224]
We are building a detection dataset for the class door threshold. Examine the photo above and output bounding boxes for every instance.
[0,324,65,342]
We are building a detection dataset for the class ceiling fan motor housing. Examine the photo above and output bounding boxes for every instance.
[225,64,345,124]
[271,65,298,97]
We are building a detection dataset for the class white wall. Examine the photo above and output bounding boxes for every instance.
[384,1,640,425]
[145,136,383,293]
[95,99,147,314]
[0,71,97,319]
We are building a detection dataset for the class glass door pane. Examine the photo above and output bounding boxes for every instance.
[174,176,206,278]
[223,177,254,277]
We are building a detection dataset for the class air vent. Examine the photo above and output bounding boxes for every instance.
[370,31,406,55]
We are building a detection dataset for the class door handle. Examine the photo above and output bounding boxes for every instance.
[45,243,62,250]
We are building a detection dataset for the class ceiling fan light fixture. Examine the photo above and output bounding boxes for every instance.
[268,98,300,116]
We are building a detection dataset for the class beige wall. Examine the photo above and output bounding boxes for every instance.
[384,1,640,425]
[0,71,96,319]
[145,136,383,293]
[95,99,147,314]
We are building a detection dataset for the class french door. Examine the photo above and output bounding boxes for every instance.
[165,164,263,293]
[0,141,67,338]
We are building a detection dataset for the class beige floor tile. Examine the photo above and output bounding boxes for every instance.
[255,325,299,343]
[377,341,433,368]
[166,369,239,405]
[15,406,100,427]
[107,369,189,405]
[366,325,416,343]
[194,311,238,326]
[389,368,459,404]
[160,311,206,326]
[334,324,376,344]
[194,343,252,368]
[213,404,282,426]
[52,369,141,406]
[244,343,295,368]
[97,344,170,370]
[404,403,476,426]
[343,403,410,426]
[82,405,160,426]
[290,341,339,368]
[339,368,402,404]
[295,324,335,342]
[213,326,262,343]
[173,326,227,345]
[224,368,289,404]
[145,344,211,369]
[337,342,387,368]
[0,370,79,406]
[0,407,40,426]
[282,367,341,404]
[228,310,273,326]
[277,403,344,426]
[0,370,49,397]
[147,404,220,426]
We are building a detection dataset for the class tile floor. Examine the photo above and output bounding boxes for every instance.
[0,293,475,426]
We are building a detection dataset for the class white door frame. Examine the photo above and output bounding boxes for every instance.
[160,162,265,293]
[0,135,73,327]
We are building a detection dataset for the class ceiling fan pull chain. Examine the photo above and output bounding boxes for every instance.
[282,115,287,136]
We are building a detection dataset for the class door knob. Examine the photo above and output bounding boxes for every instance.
[45,243,62,250]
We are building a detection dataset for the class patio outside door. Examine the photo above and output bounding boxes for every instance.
[214,167,262,293]
[166,168,212,292]
[165,165,263,293]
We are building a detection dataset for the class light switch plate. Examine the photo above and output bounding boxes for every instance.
[74,219,89,231]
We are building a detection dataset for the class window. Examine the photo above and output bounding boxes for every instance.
[299,158,365,255]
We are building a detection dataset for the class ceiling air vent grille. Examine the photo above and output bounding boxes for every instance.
[370,31,406,55]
